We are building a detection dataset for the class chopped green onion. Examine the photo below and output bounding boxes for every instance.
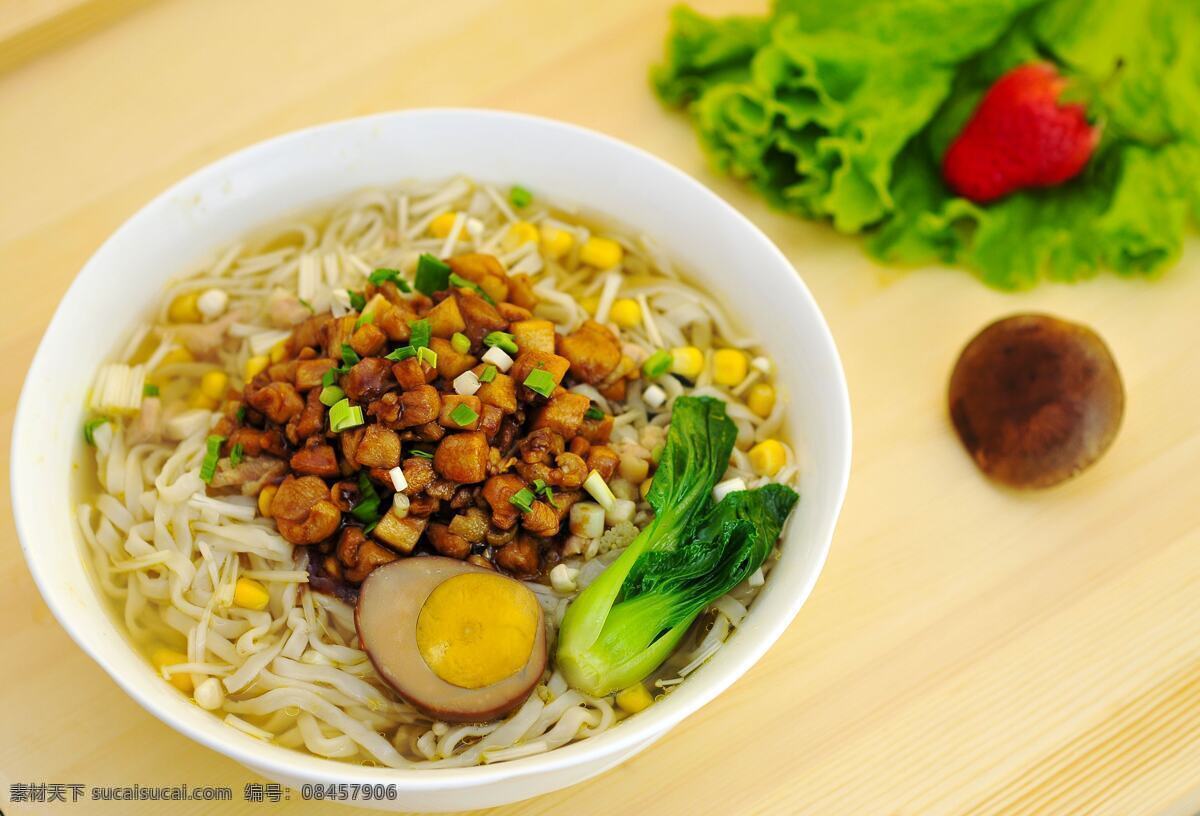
[448,272,495,305]
[417,346,438,369]
[351,471,382,524]
[409,319,432,349]
[329,398,364,432]
[642,350,672,379]
[385,345,417,362]
[348,291,366,312]
[484,331,518,355]
[509,487,536,513]
[523,368,556,397]
[410,449,434,459]
[321,368,337,388]
[451,332,471,354]
[369,268,411,292]
[235,405,247,423]
[319,385,345,406]
[478,364,497,383]
[341,344,361,368]
[448,402,479,427]
[199,435,225,484]
[142,383,160,397]
[585,406,605,421]
[354,311,375,331]
[583,469,617,512]
[509,185,533,208]
[230,443,245,467]
[531,478,557,507]
[415,254,451,296]
[298,297,315,312]
[83,416,110,446]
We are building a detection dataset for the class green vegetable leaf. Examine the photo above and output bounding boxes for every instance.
[557,396,792,697]
[653,0,1200,288]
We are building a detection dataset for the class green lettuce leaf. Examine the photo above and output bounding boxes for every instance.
[653,0,1200,289]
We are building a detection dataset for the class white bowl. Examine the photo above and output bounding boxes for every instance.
[12,109,851,812]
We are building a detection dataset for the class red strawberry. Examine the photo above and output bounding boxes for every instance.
[942,63,1100,203]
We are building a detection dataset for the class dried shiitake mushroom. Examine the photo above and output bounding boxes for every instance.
[948,314,1124,489]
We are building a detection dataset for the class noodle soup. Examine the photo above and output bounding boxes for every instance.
[77,176,798,767]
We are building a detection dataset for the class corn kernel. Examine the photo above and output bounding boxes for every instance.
[640,476,654,500]
[160,346,194,366]
[581,295,600,315]
[200,370,228,401]
[580,236,623,269]
[167,292,202,323]
[713,349,748,387]
[748,439,787,477]
[670,346,704,380]
[151,647,193,692]
[615,683,654,714]
[609,298,641,329]
[503,221,539,251]
[747,383,776,418]
[429,211,458,238]
[258,485,277,517]
[188,392,218,411]
[244,355,269,381]
[233,577,271,611]
[539,224,575,260]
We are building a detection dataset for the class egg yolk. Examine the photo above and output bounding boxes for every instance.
[415,573,539,689]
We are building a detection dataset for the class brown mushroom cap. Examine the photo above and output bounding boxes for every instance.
[948,313,1124,489]
[355,556,547,723]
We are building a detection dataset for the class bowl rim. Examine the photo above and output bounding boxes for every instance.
[12,107,851,789]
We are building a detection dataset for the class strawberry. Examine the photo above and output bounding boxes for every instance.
[942,63,1100,203]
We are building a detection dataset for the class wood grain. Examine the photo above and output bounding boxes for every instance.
[0,0,154,75]
[2,1,1199,814]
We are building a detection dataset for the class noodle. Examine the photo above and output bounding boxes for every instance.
[78,175,799,767]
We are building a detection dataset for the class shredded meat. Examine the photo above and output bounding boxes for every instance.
[219,250,654,586]
[558,320,621,384]
[270,475,341,544]
[209,455,287,495]
[343,357,395,404]
[247,381,304,424]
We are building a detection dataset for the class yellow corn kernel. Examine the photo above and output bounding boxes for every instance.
[168,292,202,323]
[640,477,654,500]
[609,298,641,329]
[747,383,776,418]
[160,346,194,366]
[580,236,623,269]
[503,221,539,251]
[269,341,288,364]
[258,485,278,518]
[539,224,574,260]
[615,683,654,714]
[188,391,218,411]
[713,349,748,387]
[670,346,704,380]
[244,355,269,381]
[429,211,458,238]
[233,577,271,611]
[200,370,228,401]
[749,439,787,477]
[581,295,600,315]
[151,647,193,693]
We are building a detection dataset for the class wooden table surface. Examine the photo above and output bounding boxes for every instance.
[3,1,1200,814]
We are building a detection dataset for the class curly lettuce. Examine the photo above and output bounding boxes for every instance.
[653,0,1200,289]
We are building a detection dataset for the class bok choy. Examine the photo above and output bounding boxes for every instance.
[556,396,799,697]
